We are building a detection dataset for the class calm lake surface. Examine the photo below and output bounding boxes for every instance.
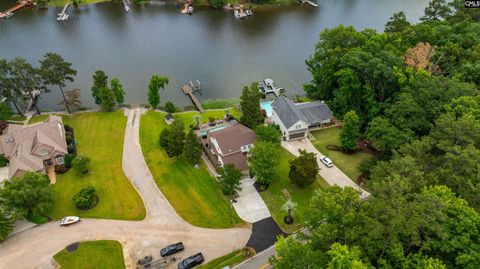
[0,0,429,110]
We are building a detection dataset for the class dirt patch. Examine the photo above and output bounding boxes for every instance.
[358,139,376,156]
[65,242,80,253]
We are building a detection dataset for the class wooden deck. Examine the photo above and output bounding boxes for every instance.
[181,84,205,113]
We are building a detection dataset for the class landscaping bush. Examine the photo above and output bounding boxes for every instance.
[72,155,90,174]
[164,102,177,114]
[64,154,74,169]
[0,156,7,167]
[289,150,319,187]
[73,186,98,210]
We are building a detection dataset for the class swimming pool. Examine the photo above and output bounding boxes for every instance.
[260,100,274,117]
[198,124,228,137]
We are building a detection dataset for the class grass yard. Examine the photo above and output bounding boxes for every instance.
[311,127,372,182]
[198,249,252,269]
[54,240,125,269]
[260,148,329,234]
[201,99,239,110]
[48,111,145,220]
[29,114,50,124]
[139,111,244,228]
[175,108,241,128]
[8,115,27,122]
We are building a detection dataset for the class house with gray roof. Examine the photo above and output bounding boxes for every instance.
[271,96,333,141]
[0,115,68,179]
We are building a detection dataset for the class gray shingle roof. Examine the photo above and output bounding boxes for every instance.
[271,96,307,129]
[271,96,333,128]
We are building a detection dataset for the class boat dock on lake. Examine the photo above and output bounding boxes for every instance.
[300,0,318,7]
[259,78,284,97]
[0,0,34,19]
[181,81,204,113]
[57,3,70,21]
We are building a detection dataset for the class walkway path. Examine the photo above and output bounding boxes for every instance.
[233,177,271,223]
[0,108,251,269]
[282,139,370,198]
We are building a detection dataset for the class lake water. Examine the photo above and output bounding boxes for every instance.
[0,0,429,110]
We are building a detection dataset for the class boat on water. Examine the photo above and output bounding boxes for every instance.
[234,9,247,19]
[59,216,80,226]
[246,9,253,16]
[56,13,69,21]
[124,5,130,12]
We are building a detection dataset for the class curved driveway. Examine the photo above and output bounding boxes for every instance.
[0,109,251,269]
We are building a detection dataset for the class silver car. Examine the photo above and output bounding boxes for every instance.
[320,156,333,168]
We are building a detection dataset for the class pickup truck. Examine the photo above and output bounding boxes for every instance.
[160,242,184,257]
[177,253,204,269]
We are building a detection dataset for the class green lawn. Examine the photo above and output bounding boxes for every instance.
[311,127,373,182]
[48,111,145,220]
[8,115,26,122]
[260,148,328,234]
[198,249,251,269]
[201,99,239,110]
[29,114,50,124]
[175,108,241,128]
[54,240,125,269]
[139,111,244,228]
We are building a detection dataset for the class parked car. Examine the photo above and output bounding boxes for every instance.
[160,242,184,257]
[320,156,333,168]
[137,255,153,266]
[178,253,204,269]
[59,216,80,226]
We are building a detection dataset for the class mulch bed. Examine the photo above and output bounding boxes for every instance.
[65,242,80,253]
[246,217,287,253]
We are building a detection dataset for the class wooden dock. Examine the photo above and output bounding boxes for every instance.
[300,0,318,7]
[182,84,205,113]
[0,0,34,19]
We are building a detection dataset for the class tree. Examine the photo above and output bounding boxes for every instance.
[164,101,176,113]
[240,82,264,129]
[208,0,224,8]
[159,121,185,158]
[39,53,77,114]
[183,130,202,164]
[73,186,97,210]
[0,172,53,219]
[148,75,169,109]
[0,205,15,242]
[98,87,116,111]
[254,125,281,145]
[384,11,410,33]
[9,58,47,115]
[421,0,451,21]
[249,141,279,185]
[110,78,125,105]
[340,111,360,151]
[91,70,108,105]
[0,59,25,117]
[327,243,368,269]
[72,155,90,174]
[58,89,82,112]
[289,149,318,187]
[0,101,13,121]
[218,164,242,195]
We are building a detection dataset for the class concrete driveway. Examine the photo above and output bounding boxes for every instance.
[233,177,271,223]
[282,139,370,197]
[0,109,251,269]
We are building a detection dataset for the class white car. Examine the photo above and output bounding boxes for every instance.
[59,216,80,226]
[320,156,333,168]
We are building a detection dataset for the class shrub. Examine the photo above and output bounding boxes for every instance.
[64,154,74,168]
[73,186,98,210]
[164,102,176,114]
[72,155,90,174]
[0,156,7,167]
[289,149,318,187]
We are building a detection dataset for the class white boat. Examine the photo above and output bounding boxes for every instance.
[60,216,80,226]
[3,12,14,19]
[56,13,69,21]
[234,9,246,19]
[246,9,252,16]
[124,5,130,12]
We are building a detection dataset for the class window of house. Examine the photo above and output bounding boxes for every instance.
[56,156,65,165]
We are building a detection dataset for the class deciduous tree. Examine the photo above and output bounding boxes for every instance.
[148,75,169,109]
[110,77,125,105]
[254,125,281,145]
[91,70,108,105]
[289,149,318,187]
[183,130,202,164]
[218,164,242,195]
[249,141,279,185]
[98,87,116,112]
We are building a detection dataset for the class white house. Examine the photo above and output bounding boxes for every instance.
[271,96,333,141]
